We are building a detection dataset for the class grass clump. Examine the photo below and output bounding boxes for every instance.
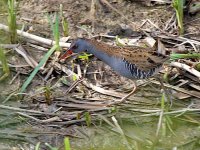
[173,0,184,34]
[20,13,61,94]
[7,0,17,43]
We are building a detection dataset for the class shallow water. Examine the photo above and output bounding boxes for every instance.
[70,109,200,150]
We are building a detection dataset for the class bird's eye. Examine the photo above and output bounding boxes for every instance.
[85,49,88,52]
[72,44,78,49]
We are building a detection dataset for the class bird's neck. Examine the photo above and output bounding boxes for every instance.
[88,46,113,65]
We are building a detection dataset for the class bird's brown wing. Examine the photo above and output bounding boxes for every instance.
[117,46,168,72]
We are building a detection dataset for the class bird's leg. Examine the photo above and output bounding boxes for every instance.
[120,82,137,103]
[107,82,136,106]
[156,76,172,107]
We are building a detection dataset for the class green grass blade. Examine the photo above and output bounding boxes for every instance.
[45,143,58,150]
[62,18,69,37]
[47,13,60,50]
[170,53,200,60]
[60,4,69,37]
[54,13,60,47]
[20,45,58,93]
[35,142,41,150]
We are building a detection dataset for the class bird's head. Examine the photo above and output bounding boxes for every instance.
[60,38,90,59]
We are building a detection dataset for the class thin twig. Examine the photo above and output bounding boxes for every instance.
[0,104,55,115]
[139,108,200,117]
[170,62,200,78]
[151,80,200,99]
[16,112,61,123]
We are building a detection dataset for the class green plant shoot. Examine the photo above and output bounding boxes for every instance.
[84,111,91,127]
[60,4,69,37]
[78,53,92,61]
[173,0,184,34]
[0,48,10,81]
[64,137,71,150]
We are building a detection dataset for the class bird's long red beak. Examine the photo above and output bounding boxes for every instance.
[59,49,73,60]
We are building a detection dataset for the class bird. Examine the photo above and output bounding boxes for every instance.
[60,38,168,104]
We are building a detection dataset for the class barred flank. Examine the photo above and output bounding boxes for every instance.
[124,59,161,79]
